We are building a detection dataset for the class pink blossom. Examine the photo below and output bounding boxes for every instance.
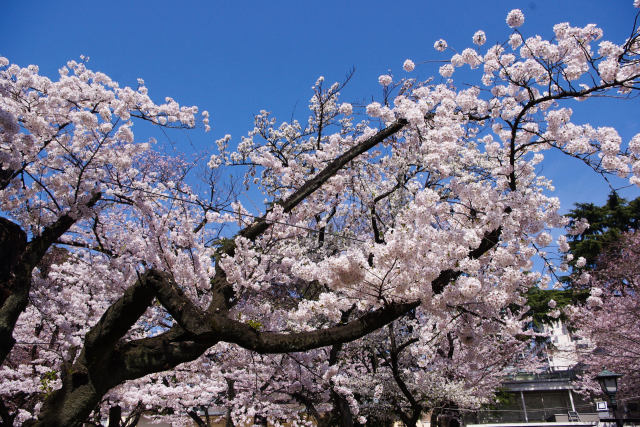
[434,39,448,52]
[439,64,454,77]
[365,101,383,117]
[378,74,392,86]
[339,102,353,115]
[473,30,487,46]
[403,59,415,72]
[509,33,523,49]
[506,9,525,28]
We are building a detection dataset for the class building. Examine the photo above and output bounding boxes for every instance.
[463,320,600,426]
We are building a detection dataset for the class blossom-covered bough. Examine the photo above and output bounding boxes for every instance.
[570,231,640,402]
[2,6,640,426]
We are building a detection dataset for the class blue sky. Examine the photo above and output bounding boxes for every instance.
[2,0,640,212]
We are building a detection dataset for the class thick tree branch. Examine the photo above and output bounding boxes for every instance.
[388,323,421,416]
[24,192,101,269]
[114,327,211,381]
[239,119,408,242]
[432,226,502,294]
[0,217,26,303]
[0,193,101,367]
[84,270,157,367]
[209,300,420,354]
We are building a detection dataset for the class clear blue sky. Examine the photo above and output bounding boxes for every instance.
[2,0,639,211]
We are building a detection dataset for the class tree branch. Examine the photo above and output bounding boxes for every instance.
[432,227,502,294]
[239,119,408,242]
[209,300,420,354]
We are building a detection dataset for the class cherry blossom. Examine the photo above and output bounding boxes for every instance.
[1,4,640,425]
[403,59,416,72]
[506,9,525,28]
[473,30,487,46]
[378,74,393,86]
[572,232,640,399]
[434,39,448,52]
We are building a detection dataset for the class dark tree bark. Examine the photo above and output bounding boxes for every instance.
[0,193,101,366]
[330,390,355,427]
[225,378,236,427]
[0,216,27,365]
[326,308,356,427]
[108,405,122,427]
[387,323,423,427]
[187,410,207,427]
[0,397,17,426]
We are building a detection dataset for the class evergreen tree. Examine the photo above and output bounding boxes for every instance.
[525,193,640,327]
[567,193,640,270]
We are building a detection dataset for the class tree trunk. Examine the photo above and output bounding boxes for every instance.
[0,397,17,426]
[28,384,102,426]
[0,217,27,366]
[330,391,355,427]
[187,410,207,427]
[108,405,122,427]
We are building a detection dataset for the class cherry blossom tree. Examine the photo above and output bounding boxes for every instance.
[2,4,640,425]
[570,231,640,401]
[317,308,532,426]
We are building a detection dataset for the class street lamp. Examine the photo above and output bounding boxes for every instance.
[596,369,623,427]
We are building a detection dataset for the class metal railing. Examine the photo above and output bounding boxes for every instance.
[504,368,577,382]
